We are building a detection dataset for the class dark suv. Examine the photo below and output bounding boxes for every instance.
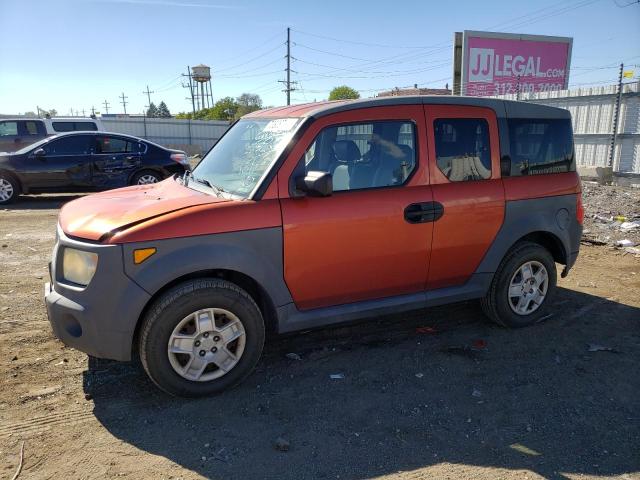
[0,131,188,203]
[44,97,583,397]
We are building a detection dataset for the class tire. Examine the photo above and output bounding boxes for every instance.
[131,170,162,185]
[139,279,265,397]
[0,173,19,205]
[481,241,557,328]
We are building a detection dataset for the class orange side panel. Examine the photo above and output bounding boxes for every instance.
[503,172,581,201]
[107,199,282,244]
[281,187,433,310]
[428,181,505,289]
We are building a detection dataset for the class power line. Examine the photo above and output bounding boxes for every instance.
[291,28,446,50]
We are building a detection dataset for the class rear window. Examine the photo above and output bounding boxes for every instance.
[52,121,98,132]
[507,118,575,176]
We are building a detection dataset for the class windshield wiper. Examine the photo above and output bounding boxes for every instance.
[193,176,225,197]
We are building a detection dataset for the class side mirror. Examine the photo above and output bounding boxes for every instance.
[33,148,46,158]
[295,171,333,197]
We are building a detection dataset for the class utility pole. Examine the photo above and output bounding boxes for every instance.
[278,27,296,105]
[143,85,154,110]
[119,92,128,114]
[186,66,196,115]
[91,106,96,116]
[608,63,624,169]
[82,109,86,116]
[286,27,291,106]
[103,99,110,114]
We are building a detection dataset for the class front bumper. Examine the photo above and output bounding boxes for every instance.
[44,227,151,361]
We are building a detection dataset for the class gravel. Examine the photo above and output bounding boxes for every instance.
[581,181,640,246]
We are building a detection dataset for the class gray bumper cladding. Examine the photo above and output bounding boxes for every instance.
[44,227,150,361]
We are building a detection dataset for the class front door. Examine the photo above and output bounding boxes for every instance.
[25,134,93,188]
[423,105,505,289]
[278,106,434,310]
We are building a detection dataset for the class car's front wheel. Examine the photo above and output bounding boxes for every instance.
[131,170,162,185]
[0,173,19,204]
[481,241,557,328]
[139,279,265,397]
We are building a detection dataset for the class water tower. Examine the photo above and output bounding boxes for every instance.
[191,64,213,110]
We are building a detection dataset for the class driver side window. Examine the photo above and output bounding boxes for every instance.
[302,120,416,192]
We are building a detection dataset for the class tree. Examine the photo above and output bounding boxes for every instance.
[146,102,158,118]
[329,85,360,100]
[157,101,171,118]
[235,93,263,119]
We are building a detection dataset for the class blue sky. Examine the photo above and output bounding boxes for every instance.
[0,0,638,115]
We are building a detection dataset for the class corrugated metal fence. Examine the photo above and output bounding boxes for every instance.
[495,82,640,174]
[101,117,229,155]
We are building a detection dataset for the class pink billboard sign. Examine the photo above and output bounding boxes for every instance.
[462,31,572,97]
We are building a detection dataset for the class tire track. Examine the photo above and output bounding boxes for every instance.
[0,409,96,438]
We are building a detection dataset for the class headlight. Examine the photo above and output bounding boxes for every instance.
[63,248,98,286]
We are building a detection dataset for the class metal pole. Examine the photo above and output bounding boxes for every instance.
[286,27,291,106]
[143,114,147,139]
[187,66,196,115]
[608,63,624,169]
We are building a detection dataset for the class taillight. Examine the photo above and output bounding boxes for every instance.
[576,193,584,225]
[170,153,188,166]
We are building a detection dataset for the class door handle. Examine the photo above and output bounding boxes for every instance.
[404,202,444,224]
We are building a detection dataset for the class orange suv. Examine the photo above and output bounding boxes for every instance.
[45,97,583,396]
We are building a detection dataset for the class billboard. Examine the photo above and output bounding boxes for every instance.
[454,31,572,97]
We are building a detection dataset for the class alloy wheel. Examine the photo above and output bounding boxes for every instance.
[508,260,549,315]
[167,308,246,382]
[0,178,14,202]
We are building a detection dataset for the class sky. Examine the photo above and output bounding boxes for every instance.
[0,0,639,116]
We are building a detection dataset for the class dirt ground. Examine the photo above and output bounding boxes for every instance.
[0,194,639,480]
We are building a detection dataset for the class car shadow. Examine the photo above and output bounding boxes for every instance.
[4,194,85,210]
[84,287,640,479]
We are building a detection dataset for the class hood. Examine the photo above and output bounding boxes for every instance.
[59,177,230,241]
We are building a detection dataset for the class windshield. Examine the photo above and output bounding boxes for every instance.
[192,117,302,198]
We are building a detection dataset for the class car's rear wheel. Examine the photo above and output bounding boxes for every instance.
[0,174,19,204]
[139,279,265,397]
[132,170,162,185]
[481,242,557,328]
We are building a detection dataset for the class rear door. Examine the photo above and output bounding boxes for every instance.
[25,134,93,188]
[90,135,143,188]
[424,105,505,289]
[278,106,434,310]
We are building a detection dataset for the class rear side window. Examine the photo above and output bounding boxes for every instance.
[95,136,133,153]
[0,121,18,136]
[24,121,45,136]
[434,118,491,181]
[507,119,575,175]
[52,121,98,132]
